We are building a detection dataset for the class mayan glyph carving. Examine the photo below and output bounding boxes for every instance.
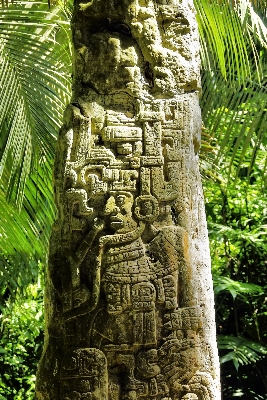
[36,0,221,399]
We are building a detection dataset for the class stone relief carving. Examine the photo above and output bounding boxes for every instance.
[49,94,217,399]
[36,0,220,399]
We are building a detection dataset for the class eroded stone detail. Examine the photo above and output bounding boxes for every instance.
[36,1,220,399]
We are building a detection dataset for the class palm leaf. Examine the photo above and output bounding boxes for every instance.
[0,2,71,206]
[0,1,71,291]
[195,0,258,83]
[200,70,267,182]
[196,0,267,182]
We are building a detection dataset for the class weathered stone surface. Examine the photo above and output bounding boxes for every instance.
[36,0,221,399]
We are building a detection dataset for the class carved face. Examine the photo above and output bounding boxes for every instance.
[139,199,153,216]
[104,192,137,233]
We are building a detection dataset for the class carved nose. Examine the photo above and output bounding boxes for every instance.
[104,197,118,215]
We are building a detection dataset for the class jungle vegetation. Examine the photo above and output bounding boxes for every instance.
[1,0,267,398]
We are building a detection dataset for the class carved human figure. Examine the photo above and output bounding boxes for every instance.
[88,191,160,397]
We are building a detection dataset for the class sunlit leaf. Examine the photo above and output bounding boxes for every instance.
[0,0,71,288]
[218,335,267,370]
[213,276,264,300]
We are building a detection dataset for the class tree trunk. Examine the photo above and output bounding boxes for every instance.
[36,0,221,398]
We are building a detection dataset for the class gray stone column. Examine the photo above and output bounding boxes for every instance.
[36,1,221,399]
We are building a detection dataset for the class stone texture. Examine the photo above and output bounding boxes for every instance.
[36,0,221,399]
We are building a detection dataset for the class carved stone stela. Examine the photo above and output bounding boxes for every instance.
[36,1,221,399]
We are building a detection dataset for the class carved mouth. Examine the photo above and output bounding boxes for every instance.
[110,216,124,230]
[110,216,123,223]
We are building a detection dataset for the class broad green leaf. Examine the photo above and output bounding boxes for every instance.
[218,335,267,370]
[213,276,264,300]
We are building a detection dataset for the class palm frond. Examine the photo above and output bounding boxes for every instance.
[0,1,71,290]
[0,1,71,207]
[197,0,267,182]
[236,0,267,48]
[200,69,267,182]
[195,0,258,83]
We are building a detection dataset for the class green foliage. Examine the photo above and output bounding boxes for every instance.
[196,0,254,83]
[0,1,71,207]
[204,153,267,398]
[0,283,44,399]
[0,0,71,293]
[197,0,267,183]
[0,1,71,397]
[213,276,264,301]
[199,3,267,396]
[218,335,267,371]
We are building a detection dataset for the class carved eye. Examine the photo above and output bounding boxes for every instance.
[106,20,132,36]
[116,195,126,206]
